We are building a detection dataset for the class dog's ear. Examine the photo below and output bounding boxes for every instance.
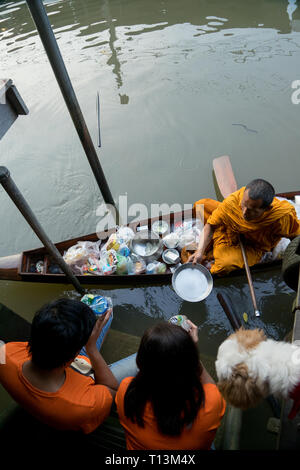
[217,363,269,410]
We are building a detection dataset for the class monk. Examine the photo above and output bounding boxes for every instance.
[188,179,300,275]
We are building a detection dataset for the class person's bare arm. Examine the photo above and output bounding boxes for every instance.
[85,310,119,397]
[188,223,215,264]
[200,364,216,385]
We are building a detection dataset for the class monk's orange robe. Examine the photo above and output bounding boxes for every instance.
[194,187,300,275]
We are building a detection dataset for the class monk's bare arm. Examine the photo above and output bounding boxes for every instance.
[188,223,215,264]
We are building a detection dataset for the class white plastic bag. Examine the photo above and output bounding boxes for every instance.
[174,219,202,249]
[63,241,101,265]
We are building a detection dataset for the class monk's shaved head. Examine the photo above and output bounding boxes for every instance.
[245,179,275,209]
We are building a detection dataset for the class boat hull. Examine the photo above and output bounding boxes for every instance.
[0,191,298,285]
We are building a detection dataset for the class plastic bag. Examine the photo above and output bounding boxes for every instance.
[96,252,117,275]
[130,253,146,274]
[146,261,167,274]
[272,237,290,260]
[63,241,101,265]
[100,260,116,275]
[101,227,135,256]
[117,226,135,245]
[83,256,103,275]
[81,294,113,316]
[105,233,121,252]
[174,220,202,249]
[115,254,132,275]
[259,238,291,264]
[118,243,131,257]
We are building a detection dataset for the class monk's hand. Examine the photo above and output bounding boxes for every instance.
[85,308,112,355]
[186,320,198,343]
[188,249,203,265]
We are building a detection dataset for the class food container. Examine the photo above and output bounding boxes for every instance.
[152,220,169,236]
[163,232,179,249]
[130,230,163,264]
[162,248,180,265]
[172,262,213,302]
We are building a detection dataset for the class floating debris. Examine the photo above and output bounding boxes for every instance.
[243,312,248,323]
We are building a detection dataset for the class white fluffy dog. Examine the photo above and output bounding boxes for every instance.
[215,328,300,419]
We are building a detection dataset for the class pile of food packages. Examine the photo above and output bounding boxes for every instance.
[63,221,202,277]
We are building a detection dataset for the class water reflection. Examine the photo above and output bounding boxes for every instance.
[102,0,126,103]
[2,0,300,37]
[2,0,300,97]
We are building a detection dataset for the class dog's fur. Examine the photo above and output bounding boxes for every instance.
[215,328,300,410]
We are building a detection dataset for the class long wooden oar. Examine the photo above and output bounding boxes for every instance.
[213,155,261,317]
[217,292,242,330]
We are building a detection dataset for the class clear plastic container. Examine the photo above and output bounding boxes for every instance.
[168,315,190,332]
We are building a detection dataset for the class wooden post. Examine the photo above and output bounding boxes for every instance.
[0,167,85,295]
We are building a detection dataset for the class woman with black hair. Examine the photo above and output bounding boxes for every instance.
[115,321,226,450]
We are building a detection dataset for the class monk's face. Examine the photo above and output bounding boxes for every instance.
[241,189,266,221]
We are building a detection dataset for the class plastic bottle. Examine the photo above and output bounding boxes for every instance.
[168,315,191,332]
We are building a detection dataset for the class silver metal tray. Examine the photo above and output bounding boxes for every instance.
[130,230,163,263]
[172,262,213,302]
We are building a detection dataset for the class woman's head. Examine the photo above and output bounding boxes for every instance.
[125,322,204,436]
[136,322,202,384]
[28,298,96,370]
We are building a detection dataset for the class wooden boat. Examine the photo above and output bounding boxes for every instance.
[0,190,299,285]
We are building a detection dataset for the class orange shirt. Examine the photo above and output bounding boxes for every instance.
[0,342,113,434]
[115,377,226,450]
